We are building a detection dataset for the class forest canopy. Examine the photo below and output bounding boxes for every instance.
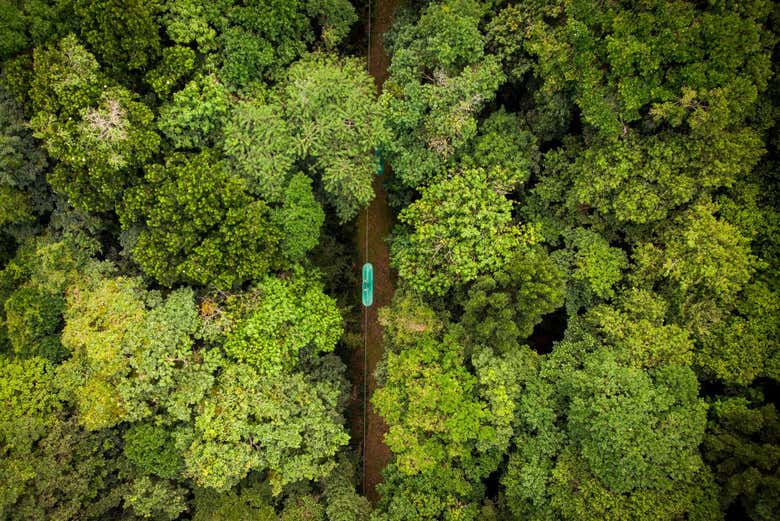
[0,0,778,520]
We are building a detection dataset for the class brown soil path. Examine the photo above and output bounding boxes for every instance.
[348,0,398,505]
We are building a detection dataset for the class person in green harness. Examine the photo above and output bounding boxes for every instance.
[362,263,373,307]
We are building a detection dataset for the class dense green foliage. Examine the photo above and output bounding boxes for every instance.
[372,0,779,519]
[0,0,778,519]
[0,0,368,518]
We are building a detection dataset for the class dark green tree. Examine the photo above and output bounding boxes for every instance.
[704,392,780,521]
[455,246,565,352]
[391,168,536,295]
[381,0,504,187]
[121,151,281,288]
[29,35,159,212]
[0,85,49,233]
[504,321,720,520]
[71,0,161,72]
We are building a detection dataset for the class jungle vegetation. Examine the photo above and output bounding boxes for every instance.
[0,1,778,520]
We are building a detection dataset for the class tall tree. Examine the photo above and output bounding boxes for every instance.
[58,276,210,429]
[281,53,385,222]
[390,167,535,295]
[28,36,159,212]
[120,150,281,288]
[503,320,720,520]
[381,0,504,188]
[374,294,535,520]
[185,362,349,494]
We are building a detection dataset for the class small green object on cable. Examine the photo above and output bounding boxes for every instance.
[362,263,374,307]
[374,147,384,176]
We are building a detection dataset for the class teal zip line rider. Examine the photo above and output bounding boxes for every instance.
[362,263,373,307]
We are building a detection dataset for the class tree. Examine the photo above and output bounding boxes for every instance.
[2,416,125,521]
[0,0,72,61]
[144,45,197,98]
[373,295,529,519]
[377,289,445,351]
[0,2,27,60]
[0,235,96,361]
[59,276,210,429]
[279,494,325,521]
[222,99,297,202]
[217,2,308,89]
[322,456,371,521]
[58,276,144,430]
[272,173,325,263]
[693,279,780,386]
[123,423,183,480]
[503,323,720,520]
[221,269,342,375]
[29,35,159,212]
[0,85,49,233]
[484,3,574,141]
[511,0,773,139]
[307,0,359,49]
[530,130,764,228]
[192,477,277,521]
[282,53,385,222]
[381,0,505,187]
[455,246,565,352]
[120,150,281,288]
[71,0,161,72]
[0,355,60,458]
[458,108,540,188]
[582,289,694,369]
[123,475,188,521]
[158,74,231,150]
[0,357,126,520]
[223,52,384,222]
[159,0,357,92]
[374,463,483,521]
[391,168,535,296]
[471,345,539,466]
[373,337,536,520]
[0,355,59,516]
[551,227,628,314]
[374,334,488,478]
[185,363,349,494]
[3,284,64,361]
[632,201,757,343]
[703,393,780,521]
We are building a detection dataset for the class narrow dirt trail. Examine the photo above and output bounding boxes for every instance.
[348,0,399,505]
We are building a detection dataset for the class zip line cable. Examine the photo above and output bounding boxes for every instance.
[362,0,372,496]
[362,206,368,495]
